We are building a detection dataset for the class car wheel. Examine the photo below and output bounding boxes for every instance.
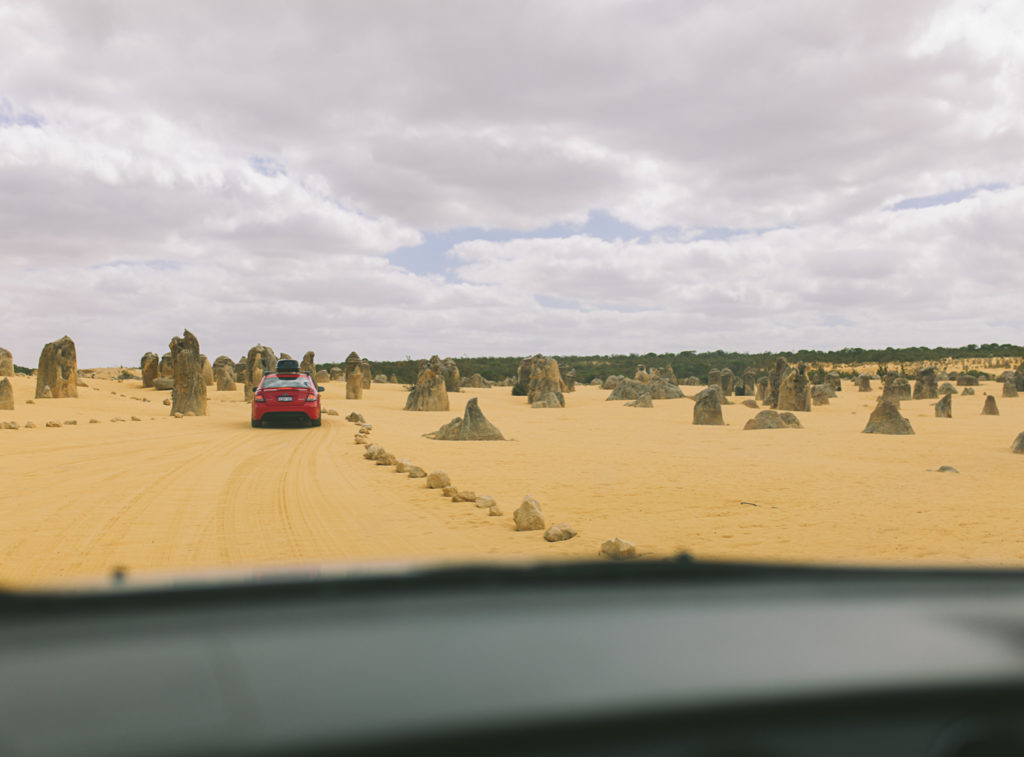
[251,418,262,428]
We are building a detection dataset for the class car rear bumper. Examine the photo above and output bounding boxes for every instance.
[252,407,320,423]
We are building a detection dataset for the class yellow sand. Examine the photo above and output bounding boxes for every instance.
[1,372,1023,588]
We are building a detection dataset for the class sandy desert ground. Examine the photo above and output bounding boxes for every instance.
[1,372,1023,588]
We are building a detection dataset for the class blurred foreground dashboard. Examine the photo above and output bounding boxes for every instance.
[3,560,1024,756]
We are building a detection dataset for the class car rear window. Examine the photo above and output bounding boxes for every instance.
[262,376,312,389]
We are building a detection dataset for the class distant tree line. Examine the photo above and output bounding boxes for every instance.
[319,344,1024,386]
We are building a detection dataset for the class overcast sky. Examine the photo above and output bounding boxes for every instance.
[2,0,1023,366]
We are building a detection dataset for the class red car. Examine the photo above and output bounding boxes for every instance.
[251,360,324,428]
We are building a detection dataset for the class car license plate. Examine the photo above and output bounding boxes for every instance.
[278,395,293,402]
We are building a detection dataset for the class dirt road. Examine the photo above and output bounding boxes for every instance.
[2,372,1024,588]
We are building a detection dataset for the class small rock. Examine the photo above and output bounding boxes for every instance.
[376,452,397,466]
[600,537,638,560]
[325,408,339,416]
[363,443,384,460]
[741,399,759,408]
[173,412,184,419]
[89,418,100,424]
[513,496,545,531]
[395,459,414,473]
[933,465,959,473]
[26,399,35,405]
[130,416,141,422]
[475,495,496,509]
[962,387,975,395]
[442,485,458,497]
[2,421,19,430]
[407,466,427,478]
[63,419,77,426]
[452,490,476,503]
[426,471,451,489]
[163,399,171,406]
[24,421,36,429]
[111,417,126,422]
[488,505,503,517]
[45,420,61,428]
[544,524,577,542]
[346,412,365,423]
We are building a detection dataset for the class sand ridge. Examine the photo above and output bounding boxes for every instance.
[1,372,1023,587]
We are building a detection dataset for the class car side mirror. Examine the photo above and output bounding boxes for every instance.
[317,386,325,392]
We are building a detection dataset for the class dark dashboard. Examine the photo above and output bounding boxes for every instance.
[3,560,1024,756]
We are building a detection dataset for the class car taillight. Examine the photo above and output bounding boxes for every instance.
[305,392,317,402]
[254,392,266,403]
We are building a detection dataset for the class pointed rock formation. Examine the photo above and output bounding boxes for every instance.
[425,397,505,440]
[767,358,789,408]
[1003,380,1018,398]
[742,368,756,397]
[720,368,736,396]
[169,330,207,417]
[242,345,277,402]
[200,355,214,386]
[913,367,939,400]
[755,376,769,403]
[344,351,363,400]
[140,352,159,388]
[1012,432,1024,454]
[361,359,372,390]
[935,393,952,418]
[777,363,811,411]
[856,374,872,392]
[693,386,724,425]
[707,368,722,391]
[404,355,449,411]
[0,377,13,410]
[301,351,316,376]
[811,384,831,406]
[526,355,566,408]
[441,358,461,393]
[862,400,914,435]
[652,364,677,384]
[35,336,78,399]
[957,373,979,386]
[0,347,12,378]
[827,371,842,392]
[213,355,237,392]
[159,352,174,378]
[511,358,532,396]
[982,395,999,416]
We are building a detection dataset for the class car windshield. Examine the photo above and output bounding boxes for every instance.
[1,2,1022,592]
[261,376,312,390]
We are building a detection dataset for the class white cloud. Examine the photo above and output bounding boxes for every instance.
[1,1,1023,365]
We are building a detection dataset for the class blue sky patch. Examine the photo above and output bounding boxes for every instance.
[389,209,667,278]
[0,98,44,128]
[249,155,288,178]
[889,183,1007,211]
